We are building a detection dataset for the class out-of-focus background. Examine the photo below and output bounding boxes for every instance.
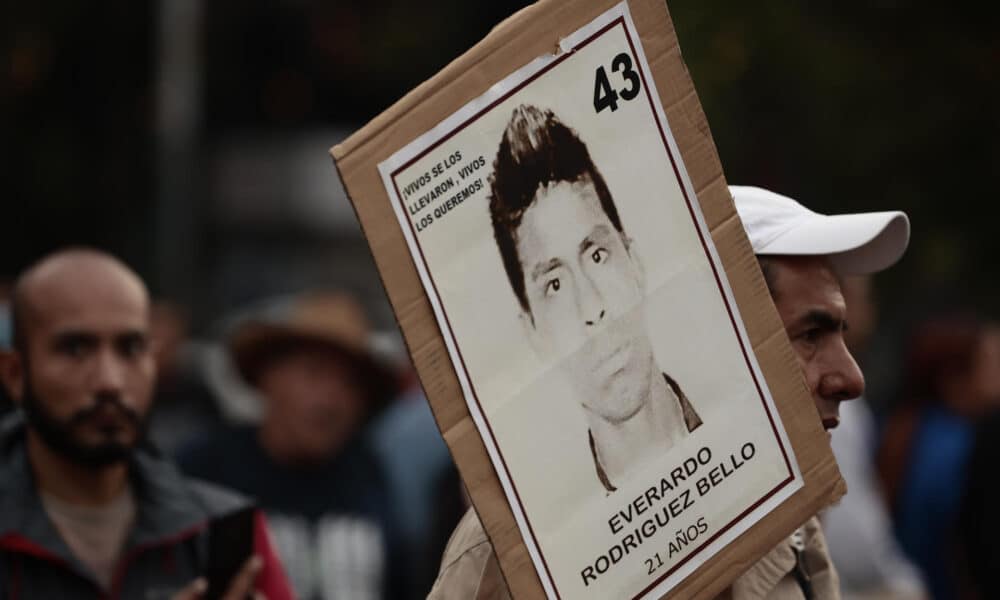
[4,1,999,599]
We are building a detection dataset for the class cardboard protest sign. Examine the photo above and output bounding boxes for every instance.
[331,0,846,598]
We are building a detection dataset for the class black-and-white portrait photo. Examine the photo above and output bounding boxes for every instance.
[377,4,798,598]
[488,104,703,493]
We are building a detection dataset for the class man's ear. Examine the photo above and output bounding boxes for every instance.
[0,350,25,404]
[518,310,547,356]
[625,236,647,293]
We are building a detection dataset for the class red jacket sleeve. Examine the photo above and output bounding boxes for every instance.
[252,510,296,600]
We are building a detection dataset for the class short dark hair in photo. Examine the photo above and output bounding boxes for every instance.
[488,104,625,314]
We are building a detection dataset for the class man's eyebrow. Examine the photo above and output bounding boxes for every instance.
[50,330,99,346]
[578,224,613,254]
[796,310,847,332]
[115,329,149,341]
[530,258,562,281]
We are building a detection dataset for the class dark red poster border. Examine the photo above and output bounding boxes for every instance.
[387,14,795,600]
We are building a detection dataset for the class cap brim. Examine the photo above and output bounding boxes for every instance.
[758,211,910,275]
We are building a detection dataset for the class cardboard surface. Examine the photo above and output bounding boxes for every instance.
[331,0,846,597]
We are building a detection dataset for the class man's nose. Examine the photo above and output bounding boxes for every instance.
[92,349,126,392]
[579,275,606,327]
[818,339,866,402]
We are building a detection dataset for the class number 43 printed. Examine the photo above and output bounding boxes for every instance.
[593,52,642,113]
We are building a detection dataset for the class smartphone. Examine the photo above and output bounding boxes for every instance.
[204,506,256,599]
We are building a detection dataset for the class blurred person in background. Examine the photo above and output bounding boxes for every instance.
[823,276,927,600]
[429,186,910,600]
[0,248,292,599]
[368,372,465,597]
[878,317,1000,600]
[957,322,1000,599]
[177,291,405,600]
[146,300,225,454]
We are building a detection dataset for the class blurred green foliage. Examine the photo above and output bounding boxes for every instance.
[669,2,1000,313]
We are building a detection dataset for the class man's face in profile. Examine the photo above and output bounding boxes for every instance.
[515,177,656,423]
[766,256,865,431]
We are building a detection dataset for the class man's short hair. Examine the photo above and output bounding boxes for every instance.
[488,104,625,314]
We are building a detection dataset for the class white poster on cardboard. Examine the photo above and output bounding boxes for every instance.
[377,4,802,598]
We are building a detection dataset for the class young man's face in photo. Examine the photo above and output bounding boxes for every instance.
[515,177,656,423]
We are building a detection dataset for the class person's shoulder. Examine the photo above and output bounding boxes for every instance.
[0,414,29,508]
[429,508,511,600]
[133,444,254,519]
[182,476,253,517]
[443,509,491,557]
[121,450,255,546]
[0,411,26,459]
[434,509,494,583]
[728,516,838,600]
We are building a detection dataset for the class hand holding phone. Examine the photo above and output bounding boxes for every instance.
[171,555,264,600]
[172,507,272,600]
[204,507,257,599]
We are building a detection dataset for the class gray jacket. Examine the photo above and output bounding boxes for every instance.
[0,415,293,599]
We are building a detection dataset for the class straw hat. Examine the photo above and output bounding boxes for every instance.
[228,291,397,410]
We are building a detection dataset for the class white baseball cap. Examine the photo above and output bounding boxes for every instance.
[729,185,910,275]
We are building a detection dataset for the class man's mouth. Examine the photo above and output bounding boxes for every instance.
[594,340,630,377]
[86,412,132,436]
[822,417,840,430]
[74,401,139,434]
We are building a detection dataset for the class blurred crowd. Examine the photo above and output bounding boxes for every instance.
[0,256,464,599]
[0,245,1000,600]
[1,248,998,600]
[822,277,1000,600]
